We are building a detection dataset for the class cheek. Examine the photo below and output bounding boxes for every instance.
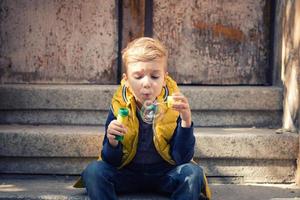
[127,79,140,91]
[153,81,164,92]
[156,78,165,86]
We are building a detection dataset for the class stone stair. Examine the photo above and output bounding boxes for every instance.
[0,84,282,127]
[1,175,300,200]
[0,84,298,199]
[0,125,297,183]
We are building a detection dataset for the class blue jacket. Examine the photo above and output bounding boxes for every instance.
[101,109,196,167]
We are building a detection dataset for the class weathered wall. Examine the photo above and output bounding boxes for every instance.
[0,0,118,84]
[0,0,273,85]
[153,0,271,85]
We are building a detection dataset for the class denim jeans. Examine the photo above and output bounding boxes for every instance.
[82,160,207,200]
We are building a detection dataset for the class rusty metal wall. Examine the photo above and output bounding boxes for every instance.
[0,0,118,84]
[0,0,273,85]
[153,0,271,85]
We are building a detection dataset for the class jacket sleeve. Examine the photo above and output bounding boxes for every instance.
[170,118,195,165]
[101,108,123,167]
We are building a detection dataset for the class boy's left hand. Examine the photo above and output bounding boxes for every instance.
[170,92,192,128]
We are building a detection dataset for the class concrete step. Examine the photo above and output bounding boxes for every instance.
[0,125,297,183]
[0,85,282,127]
[1,175,300,200]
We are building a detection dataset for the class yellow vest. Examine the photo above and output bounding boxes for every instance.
[73,75,211,199]
[111,75,180,168]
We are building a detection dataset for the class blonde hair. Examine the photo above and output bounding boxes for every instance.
[122,37,168,72]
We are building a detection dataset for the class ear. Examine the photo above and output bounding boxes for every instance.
[163,72,169,86]
[122,73,128,87]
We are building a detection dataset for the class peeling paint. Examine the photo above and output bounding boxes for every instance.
[153,0,270,85]
[193,21,246,42]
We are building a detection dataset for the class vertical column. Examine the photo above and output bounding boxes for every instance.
[272,0,283,86]
[278,0,300,185]
[280,0,300,133]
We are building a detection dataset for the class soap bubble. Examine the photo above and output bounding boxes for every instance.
[139,99,168,124]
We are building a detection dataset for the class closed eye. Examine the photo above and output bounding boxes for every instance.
[151,75,160,79]
[134,75,143,79]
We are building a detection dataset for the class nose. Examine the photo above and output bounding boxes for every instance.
[142,76,151,88]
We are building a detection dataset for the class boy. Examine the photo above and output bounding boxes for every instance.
[74,37,211,200]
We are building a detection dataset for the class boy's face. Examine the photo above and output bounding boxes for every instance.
[124,58,167,107]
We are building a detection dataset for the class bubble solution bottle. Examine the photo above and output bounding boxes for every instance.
[116,107,129,141]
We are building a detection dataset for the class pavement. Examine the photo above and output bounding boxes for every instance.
[1,175,300,200]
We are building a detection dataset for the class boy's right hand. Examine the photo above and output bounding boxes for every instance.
[107,120,127,147]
